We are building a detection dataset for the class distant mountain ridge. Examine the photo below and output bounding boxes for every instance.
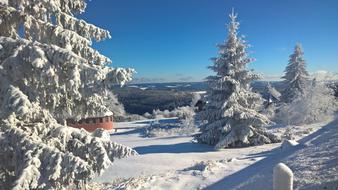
[113,80,337,115]
[125,82,208,92]
[125,81,284,92]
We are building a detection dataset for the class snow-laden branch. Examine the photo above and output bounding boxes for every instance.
[0,85,137,189]
[0,36,133,121]
[56,12,111,42]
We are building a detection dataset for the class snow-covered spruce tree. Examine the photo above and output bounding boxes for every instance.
[265,82,281,104]
[262,83,281,119]
[276,45,337,124]
[104,91,146,122]
[195,11,280,149]
[276,79,337,125]
[0,1,137,189]
[105,91,127,121]
[281,44,309,103]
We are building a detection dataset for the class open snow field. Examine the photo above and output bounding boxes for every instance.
[95,118,338,190]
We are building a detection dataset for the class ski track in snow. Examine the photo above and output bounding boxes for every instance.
[95,118,338,190]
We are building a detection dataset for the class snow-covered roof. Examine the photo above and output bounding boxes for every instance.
[104,111,114,116]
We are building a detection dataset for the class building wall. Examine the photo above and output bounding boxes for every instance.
[67,116,114,132]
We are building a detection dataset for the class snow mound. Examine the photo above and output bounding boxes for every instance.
[183,160,226,172]
[90,176,156,190]
[144,118,197,137]
[281,140,299,150]
[109,176,156,190]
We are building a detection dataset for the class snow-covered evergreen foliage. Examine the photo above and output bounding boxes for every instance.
[262,83,281,119]
[190,92,202,107]
[276,79,337,125]
[144,118,197,137]
[104,91,128,120]
[144,92,199,120]
[143,95,198,137]
[195,10,280,149]
[272,45,337,125]
[150,106,195,120]
[0,1,137,189]
[265,83,281,103]
[281,44,309,103]
[104,91,145,122]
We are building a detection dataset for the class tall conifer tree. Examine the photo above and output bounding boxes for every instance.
[281,44,309,103]
[0,1,136,189]
[196,10,280,149]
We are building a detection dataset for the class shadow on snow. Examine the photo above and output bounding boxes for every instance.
[111,118,180,136]
[205,117,338,190]
[133,118,179,125]
[111,128,144,136]
[134,142,215,154]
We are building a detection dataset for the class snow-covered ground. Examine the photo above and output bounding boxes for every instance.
[94,117,338,190]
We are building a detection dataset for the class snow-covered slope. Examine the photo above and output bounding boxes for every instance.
[227,117,338,190]
[94,119,279,189]
[94,117,337,190]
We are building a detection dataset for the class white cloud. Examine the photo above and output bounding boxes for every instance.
[311,70,338,81]
[131,74,199,84]
[131,77,166,84]
[259,70,338,82]
[259,73,283,81]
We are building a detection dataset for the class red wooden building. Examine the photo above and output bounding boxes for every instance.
[66,115,114,132]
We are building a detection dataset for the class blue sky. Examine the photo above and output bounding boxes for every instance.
[81,0,338,82]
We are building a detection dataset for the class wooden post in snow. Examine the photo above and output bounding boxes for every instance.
[273,163,293,190]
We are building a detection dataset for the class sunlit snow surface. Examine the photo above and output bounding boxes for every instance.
[95,117,338,190]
